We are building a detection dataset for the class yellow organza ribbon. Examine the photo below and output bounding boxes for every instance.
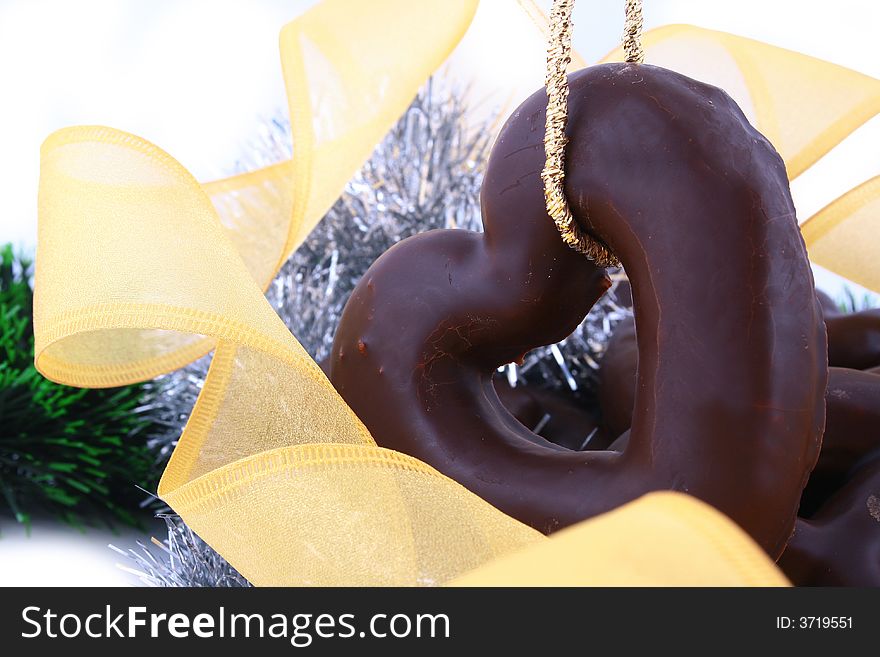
[34,1,877,586]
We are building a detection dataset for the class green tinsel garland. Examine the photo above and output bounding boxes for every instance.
[0,244,155,530]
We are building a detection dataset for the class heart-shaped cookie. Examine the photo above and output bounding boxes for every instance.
[330,64,827,558]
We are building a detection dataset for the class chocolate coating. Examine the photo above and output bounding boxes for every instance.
[780,459,880,585]
[816,289,880,370]
[330,64,826,556]
[825,309,880,370]
[597,316,637,442]
[801,367,880,515]
[600,317,880,512]
[493,377,608,451]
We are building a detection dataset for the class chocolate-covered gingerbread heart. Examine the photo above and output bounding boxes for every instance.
[599,308,880,583]
[330,63,827,557]
[779,457,880,585]
[818,290,880,370]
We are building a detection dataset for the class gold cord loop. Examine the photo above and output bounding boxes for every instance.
[541,0,644,268]
[623,0,646,64]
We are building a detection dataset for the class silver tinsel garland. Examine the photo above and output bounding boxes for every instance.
[120,80,632,586]
[112,514,251,587]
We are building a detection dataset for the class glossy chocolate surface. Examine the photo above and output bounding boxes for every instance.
[780,460,880,585]
[825,310,880,371]
[816,289,880,370]
[597,316,637,442]
[330,64,826,556]
[599,303,880,578]
[599,318,880,505]
[801,367,880,515]
[493,377,607,451]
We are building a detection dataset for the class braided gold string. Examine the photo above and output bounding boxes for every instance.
[623,0,646,63]
[541,0,644,268]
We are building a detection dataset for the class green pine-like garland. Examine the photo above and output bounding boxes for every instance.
[0,244,155,530]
